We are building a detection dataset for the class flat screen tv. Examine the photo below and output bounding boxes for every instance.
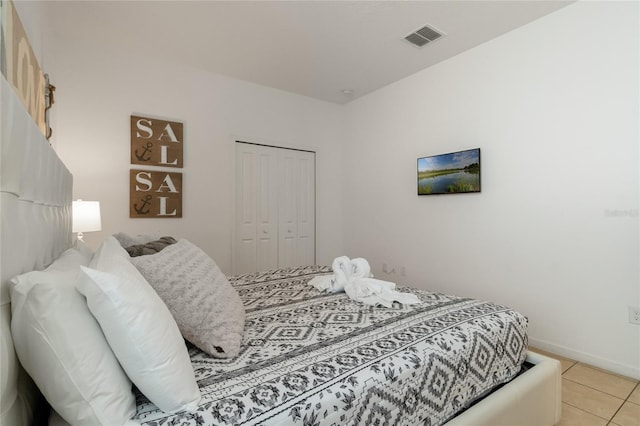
[417,148,481,195]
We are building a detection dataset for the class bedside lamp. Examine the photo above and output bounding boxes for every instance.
[72,200,102,241]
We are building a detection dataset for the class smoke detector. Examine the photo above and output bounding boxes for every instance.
[405,24,445,47]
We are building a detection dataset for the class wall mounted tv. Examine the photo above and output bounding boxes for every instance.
[417,148,481,195]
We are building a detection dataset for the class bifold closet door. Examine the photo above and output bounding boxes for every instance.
[234,143,278,274]
[278,149,315,268]
[234,143,315,274]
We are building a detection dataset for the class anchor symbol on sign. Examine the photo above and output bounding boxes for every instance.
[135,142,153,162]
[134,195,152,215]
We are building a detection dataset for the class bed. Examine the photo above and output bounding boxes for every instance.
[0,72,561,426]
[134,266,557,426]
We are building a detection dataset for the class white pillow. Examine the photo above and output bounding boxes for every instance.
[10,247,136,426]
[78,236,200,413]
[131,239,245,358]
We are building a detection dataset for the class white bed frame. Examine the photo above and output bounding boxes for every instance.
[0,73,561,425]
[448,351,561,425]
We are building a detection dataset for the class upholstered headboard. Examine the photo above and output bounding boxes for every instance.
[1,75,73,425]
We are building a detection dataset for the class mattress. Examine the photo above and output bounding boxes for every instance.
[134,266,528,425]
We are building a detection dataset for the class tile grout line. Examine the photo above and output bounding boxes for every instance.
[630,381,640,400]
[562,400,613,423]
[607,381,640,425]
[561,363,619,423]
[562,375,630,402]
[561,361,640,425]
[607,404,624,425]
[562,361,578,375]
[548,349,640,426]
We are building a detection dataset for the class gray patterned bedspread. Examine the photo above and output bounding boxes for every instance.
[134,266,528,426]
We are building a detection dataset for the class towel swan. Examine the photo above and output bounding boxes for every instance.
[310,256,421,307]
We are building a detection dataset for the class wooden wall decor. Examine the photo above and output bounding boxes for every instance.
[130,169,182,218]
[0,0,47,134]
[131,115,183,168]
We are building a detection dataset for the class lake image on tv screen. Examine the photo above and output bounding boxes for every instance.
[418,149,480,195]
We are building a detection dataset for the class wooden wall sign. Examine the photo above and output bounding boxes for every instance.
[1,0,47,134]
[130,169,182,218]
[131,115,183,168]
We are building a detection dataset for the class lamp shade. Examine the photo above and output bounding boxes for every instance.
[72,200,102,233]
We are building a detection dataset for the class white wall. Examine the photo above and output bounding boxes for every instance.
[343,1,639,378]
[29,7,346,273]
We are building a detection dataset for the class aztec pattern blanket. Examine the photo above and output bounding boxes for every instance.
[134,266,528,426]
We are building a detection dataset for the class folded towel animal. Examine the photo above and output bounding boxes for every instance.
[310,256,421,308]
[308,274,336,292]
[308,255,365,293]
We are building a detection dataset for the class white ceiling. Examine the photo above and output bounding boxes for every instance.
[45,1,574,104]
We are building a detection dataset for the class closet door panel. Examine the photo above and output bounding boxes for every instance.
[296,152,315,266]
[256,149,278,271]
[278,153,299,268]
[234,146,258,274]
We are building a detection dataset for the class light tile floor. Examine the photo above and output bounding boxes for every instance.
[529,347,640,426]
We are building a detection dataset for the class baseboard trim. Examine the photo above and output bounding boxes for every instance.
[528,337,640,380]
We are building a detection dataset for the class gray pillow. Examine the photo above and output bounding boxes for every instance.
[125,236,177,257]
[113,232,160,248]
[130,239,245,358]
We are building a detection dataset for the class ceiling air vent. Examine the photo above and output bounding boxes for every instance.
[405,24,445,47]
